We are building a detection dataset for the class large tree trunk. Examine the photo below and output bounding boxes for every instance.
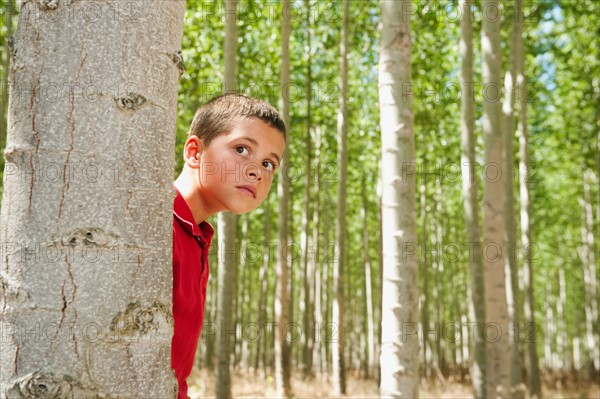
[275,0,292,395]
[459,1,486,397]
[378,0,419,396]
[503,1,524,397]
[515,11,541,397]
[216,1,238,397]
[332,0,349,394]
[0,0,185,396]
[481,0,510,397]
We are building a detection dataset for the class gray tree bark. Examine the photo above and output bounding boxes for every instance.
[378,0,419,396]
[275,0,292,395]
[0,0,185,397]
[332,0,349,395]
[216,0,238,397]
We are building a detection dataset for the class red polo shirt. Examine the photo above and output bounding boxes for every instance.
[171,187,214,399]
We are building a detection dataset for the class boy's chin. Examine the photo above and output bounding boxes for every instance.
[227,204,258,215]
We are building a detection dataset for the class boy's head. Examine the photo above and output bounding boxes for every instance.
[178,93,287,218]
[189,93,286,146]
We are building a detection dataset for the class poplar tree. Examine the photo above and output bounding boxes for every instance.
[459,1,486,397]
[216,1,239,397]
[378,0,419,396]
[275,0,292,396]
[0,0,185,396]
[481,0,510,396]
[332,0,349,394]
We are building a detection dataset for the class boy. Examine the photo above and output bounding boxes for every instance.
[171,93,286,398]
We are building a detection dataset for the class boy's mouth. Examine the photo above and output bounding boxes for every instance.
[236,185,256,198]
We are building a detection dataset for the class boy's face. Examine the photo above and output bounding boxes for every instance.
[192,118,286,215]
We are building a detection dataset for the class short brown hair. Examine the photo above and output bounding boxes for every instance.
[188,93,286,146]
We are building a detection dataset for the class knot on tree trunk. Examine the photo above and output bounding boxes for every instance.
[171,51,185,75]
[60,228,119,248]
[109,301,172,338]
[8,35,16,58]
[38,0,59,11]
[114,92,147,111]
[6,371,73,399]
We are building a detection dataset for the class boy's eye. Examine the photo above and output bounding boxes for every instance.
[235,146,249,156]
[262,160,275,171]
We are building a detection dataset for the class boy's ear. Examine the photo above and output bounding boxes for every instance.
[184,136,204,169]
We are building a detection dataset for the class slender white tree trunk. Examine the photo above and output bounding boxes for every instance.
[419,164,430,379]
[311,126,322,376]
[378,0,419,396]
[503,2,524,397]
[376,158,384,388]
[481,1,510,397]
[234,215,249,368]
[255,200,271,375]
[515,11,541,396]
[275,0,292,395]
[332,0,349,394]
[556,268,568,370]
[301,4,315,376]
[579,169,599,377]
[216,1,238,397]
[0,0,185,396]
[361,177,376,378]
[434,180,445,378]
[542,285,553,371]
[459,1,486,397]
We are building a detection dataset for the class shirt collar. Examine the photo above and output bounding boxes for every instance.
[173,186,215,247]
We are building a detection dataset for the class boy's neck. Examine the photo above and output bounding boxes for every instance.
[174,169,217,225]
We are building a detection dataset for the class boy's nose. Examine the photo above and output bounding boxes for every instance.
[246,164,262,181]
[249,171,261,181]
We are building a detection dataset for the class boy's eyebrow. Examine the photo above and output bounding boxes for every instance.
[238,136,281,164]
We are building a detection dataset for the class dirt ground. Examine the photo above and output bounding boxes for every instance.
[188,369,600,398]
